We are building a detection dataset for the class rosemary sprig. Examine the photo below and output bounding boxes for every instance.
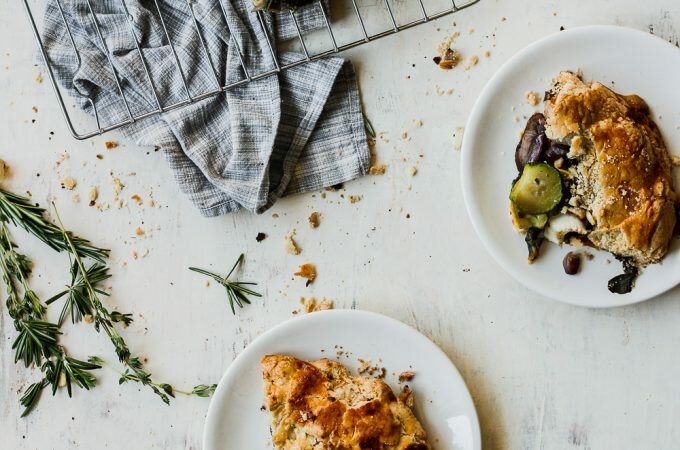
[0,188,109,262]
[52,204,197,405]
[0,220,101,415]
[363,112,377,139]
[189,254,262,314]
[90,356,217,401]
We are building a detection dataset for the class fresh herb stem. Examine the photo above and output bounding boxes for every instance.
[363,112,377,139]
[52,203,210,405]
[0,188,109,262]
[189,254,262,314]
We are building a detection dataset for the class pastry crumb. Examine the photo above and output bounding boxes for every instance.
[0,160,7,182]
[398,371,416,383]
[526,91,540,106]
[62,176,77,190]
[414,119,423,128]
[348,195,362,204]
[400,131,408,140]
[285,231,301,255]
[105,141,119,150]
[369,164,387,175]
[670,155,680,167]
[134,227,145,236]
[308,212,321,229]
[408,167,418,177]
[300,297,333,313]
[35,72,43,83]
[256,232,267,242]
[88,186,98,206]
[294,263,316,285]
[464,55,479,70]
[131,194,143,205]
[453,127,465,151]
[72,194,81,203]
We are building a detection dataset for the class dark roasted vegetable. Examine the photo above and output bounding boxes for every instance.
[525,227,544,264]
[562,252,581,275]
[607,258,639,294]
[515,113,571,171]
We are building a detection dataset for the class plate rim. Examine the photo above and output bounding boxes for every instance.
[460,25,680,308]
[202,308,481,450]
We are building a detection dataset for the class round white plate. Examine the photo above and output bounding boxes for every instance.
[461,25,680,308]
[203,309,480,450]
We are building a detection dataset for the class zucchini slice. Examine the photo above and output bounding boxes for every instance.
[510,163,563,215]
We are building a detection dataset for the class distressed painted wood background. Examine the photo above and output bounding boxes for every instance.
[1,0,680,448]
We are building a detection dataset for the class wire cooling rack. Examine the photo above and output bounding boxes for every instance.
[23,0,481,140]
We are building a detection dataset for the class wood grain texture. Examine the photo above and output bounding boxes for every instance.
[1,0,680,449]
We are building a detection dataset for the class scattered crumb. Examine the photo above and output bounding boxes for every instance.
[256,232,267,242]
[308,212,321,229]
[132,250,138,260]
[272,213,279,218]
[55,152,70,166]
[671,154,680,167]
[0,160,7,182]
[464,55,479,70]
[300,297,333,313]
[62,176,77,190]
[434,32,461,69]
[88,186,98,206]
[414,119,423,128]
[31,106,38,113]
[357,359,386,378]
[72,194,81,203]
[134,227,145,236]
[96,154,104,160]
[204,280,210,287]
[400,131,408,140]
[35,72,43,83]
[453,127,465,151]
[369,164,386,175]
[105,141,119,150]
[484,50,492,58]
[526,91,540,106]
[399,385,414,408]
[408,167,418,177]
[130,194,143,205]
[285,231,301,255]
[83,314,94,324]
[111,176,125,195]
[348,195,362,204]
[294,263,317,285]
[398,371,416,383]
[583,252,594,261]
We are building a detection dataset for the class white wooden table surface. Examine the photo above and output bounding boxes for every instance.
[2,0,680,449]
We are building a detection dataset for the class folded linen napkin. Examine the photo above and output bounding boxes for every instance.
[41,0,369,215]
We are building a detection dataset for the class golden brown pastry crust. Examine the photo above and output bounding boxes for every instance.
[545,72,677,265]
[261,355,431,450]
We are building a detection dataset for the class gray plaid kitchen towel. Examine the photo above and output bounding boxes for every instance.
[41,0,369,215]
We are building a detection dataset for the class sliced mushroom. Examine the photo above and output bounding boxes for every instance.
[515,113,547,171]
[544,214,587,244]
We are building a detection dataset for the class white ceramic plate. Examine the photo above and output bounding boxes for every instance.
[461,26,680,308]
[203,309,480,450]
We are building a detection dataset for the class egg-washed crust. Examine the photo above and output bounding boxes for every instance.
[261,355,431,450]
[544,71,677,265]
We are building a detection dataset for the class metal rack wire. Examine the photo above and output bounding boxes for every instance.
[23,0,481,140]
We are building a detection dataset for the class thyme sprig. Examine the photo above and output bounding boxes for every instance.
[189,254,262,314]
